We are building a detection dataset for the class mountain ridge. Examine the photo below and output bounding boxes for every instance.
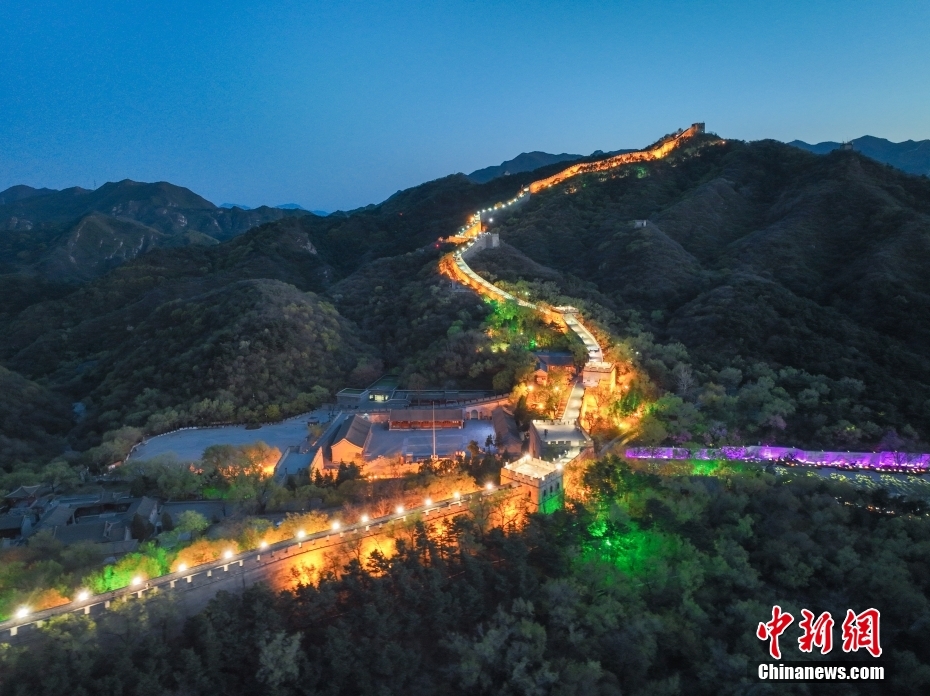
[0,179,311,280]
[0,184,59,206]
[482,139,930,449]
[789,135,930,176]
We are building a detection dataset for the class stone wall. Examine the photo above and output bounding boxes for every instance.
[0,493,502,646]
[529,122,707,194]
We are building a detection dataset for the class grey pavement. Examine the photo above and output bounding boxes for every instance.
[128,410,333,463]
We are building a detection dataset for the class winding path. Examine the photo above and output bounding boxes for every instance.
[441,123,930,476]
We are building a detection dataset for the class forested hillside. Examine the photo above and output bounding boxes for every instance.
[790,135,930,177]
[4,460,929,695]
[0,165,575,475]
[0,181,310,280]
[486,140,930,451]
[0,366,72,466]
[3,138,930,695]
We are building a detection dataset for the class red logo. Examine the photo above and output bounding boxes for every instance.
[758,607,881,658]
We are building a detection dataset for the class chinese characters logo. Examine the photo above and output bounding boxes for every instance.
[757,606,881,659]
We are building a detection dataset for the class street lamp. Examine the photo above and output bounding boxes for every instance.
[396,505,405,514]
[76,590,89,602]
[296,529,306,539]
[424,498,432,506]
[485,482,494,491]
[361,514,369,523]
[15,606,29,619]
[223,550,233,560]
[332,521,341,531]
[131,576,143,586]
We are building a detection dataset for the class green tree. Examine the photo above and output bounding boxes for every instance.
[176,510,210,536]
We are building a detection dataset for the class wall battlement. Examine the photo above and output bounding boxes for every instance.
[0,489,509,645]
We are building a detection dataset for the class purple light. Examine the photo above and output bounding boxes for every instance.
[625,446,930,472]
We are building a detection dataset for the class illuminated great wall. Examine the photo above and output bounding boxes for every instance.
[528,122,707,193]
[442,123,710,346]
[441,124,710,422]
[0,489,512,643]
[0,124,710,643]
[10,121,919,643]
[441,122,930,474]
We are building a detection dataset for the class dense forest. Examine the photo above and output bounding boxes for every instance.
[0,153,608,479]
[2,459,927,695]
[3,135,930,695]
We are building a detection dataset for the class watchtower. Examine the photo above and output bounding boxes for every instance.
[501,455,564,513]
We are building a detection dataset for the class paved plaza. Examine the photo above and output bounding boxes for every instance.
[128,410,334,463]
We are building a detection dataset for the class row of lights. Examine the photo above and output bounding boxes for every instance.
[455,186,528,234]
[478,191,526,216]
[12,490,482,621]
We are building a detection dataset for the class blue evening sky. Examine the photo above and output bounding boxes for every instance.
[1,0,928,211]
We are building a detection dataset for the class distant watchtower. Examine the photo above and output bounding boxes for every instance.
[841,141,854,151]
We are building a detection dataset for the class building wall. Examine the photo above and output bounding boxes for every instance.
[330,439,362,463]
[529,123,706,194]
[459,232,499,261]
[389,419,463,430]
[336,392,365,407]
[529,424,543,458]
